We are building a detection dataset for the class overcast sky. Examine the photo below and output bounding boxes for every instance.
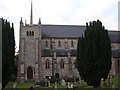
[0,0,119,52]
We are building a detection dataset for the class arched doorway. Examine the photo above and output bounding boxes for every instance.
[27,67,33,79]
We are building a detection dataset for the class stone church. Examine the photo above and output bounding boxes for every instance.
[17,2,120,82]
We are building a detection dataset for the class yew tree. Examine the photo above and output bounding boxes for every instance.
[77,20,111,87]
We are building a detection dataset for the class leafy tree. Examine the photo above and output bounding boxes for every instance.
[2,19,15,88]
[76,20,111,87]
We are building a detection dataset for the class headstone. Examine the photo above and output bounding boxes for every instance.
[70,83,73,89]
[67,82,70,89]
[54,82,57,90]
[110,79,112,86]
[101,78,104,88]
[35,85,39,88]
[13,82,17,88]
[61,79,66,86]
[45,79,48,87]
[48,81,51,87]
[79,77,81,84]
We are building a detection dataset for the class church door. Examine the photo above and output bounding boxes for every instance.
[27,67,33,79]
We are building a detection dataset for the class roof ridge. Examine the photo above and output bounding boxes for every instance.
[41,24,86,27]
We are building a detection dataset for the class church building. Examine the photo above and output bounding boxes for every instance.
[17,2,120,82]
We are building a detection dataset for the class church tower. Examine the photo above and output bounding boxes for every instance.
[17,1,42,82]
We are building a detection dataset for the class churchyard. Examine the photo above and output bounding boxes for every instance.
[3,77,120,89]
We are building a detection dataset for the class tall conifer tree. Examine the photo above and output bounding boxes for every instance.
[2,19,15,88]
[77,20,111,87]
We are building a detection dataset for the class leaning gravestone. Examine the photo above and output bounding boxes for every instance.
[61,79,66,86]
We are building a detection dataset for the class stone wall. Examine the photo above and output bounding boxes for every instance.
[41,56,79,79]
[42,38,78,50]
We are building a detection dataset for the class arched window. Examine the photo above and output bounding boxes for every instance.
[71,41,74,47]
[45,59,50,69]
[32,31,34,36]
[60,60,64,68]
[45,40,48,47]
[58,41,61,47]
[26,31,29,36]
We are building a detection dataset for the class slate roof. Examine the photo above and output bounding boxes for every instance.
[42,49,77,57]
[108,31,120,43]
[42,49,52,57]
[41,25,86,38]
[42,49,120,58]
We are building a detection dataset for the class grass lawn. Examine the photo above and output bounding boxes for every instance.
[3,82,35,89]
[16,82,35,88]
[3,77,120,89]
[111,77,120,88]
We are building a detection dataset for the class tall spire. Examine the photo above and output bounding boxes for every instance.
[30,0,33,25]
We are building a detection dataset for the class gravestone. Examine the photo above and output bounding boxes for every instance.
[109,79,112,86]
[61,79,66,86]
[54,82,57,90]
[13,82,17,88]
[79,77,81,84]
[70,83,73,89]
[67,82,71,89]
[100,78,104,88]
[44,79,48,87]
[48,81,51,87]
